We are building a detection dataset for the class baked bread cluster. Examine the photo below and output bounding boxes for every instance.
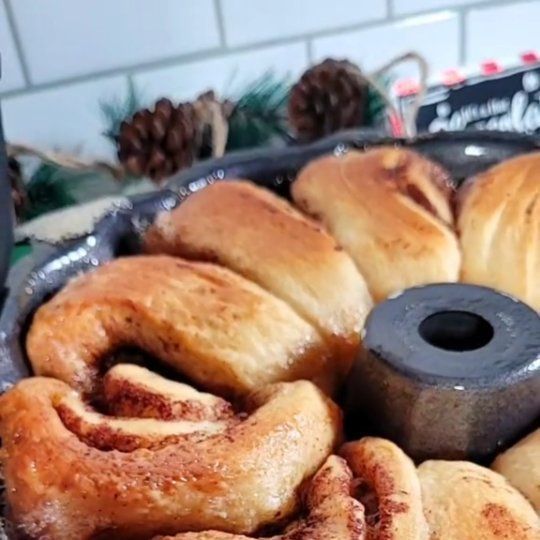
[1,371,538,540]
[144,179,373,387]
[293,148,540,310]
[0,146,539,539]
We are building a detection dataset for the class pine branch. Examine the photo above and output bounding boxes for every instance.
[226,72,291,151]
[100,79,145,143]
[24,164,77,220]
[364,74,394,127]
[23,163,121,221]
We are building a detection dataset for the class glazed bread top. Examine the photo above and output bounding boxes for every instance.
[155,455,367,540]
[0,370,340,539]
[492,429,540,513]
[26,255,335,397]
[157,437,430,540]
[292,147,460,302]
[145,180,372,374]
[419,460,540,540]
[340,437,429,540]
[457,152,540,311]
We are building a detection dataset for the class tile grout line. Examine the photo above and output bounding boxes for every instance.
[306,39,314,65]
[0,45,225,99]
[213,0,228,48]
[0,20,371,99]
[3,0,32,87]
[0,12,423,100]
[387,0,394,19]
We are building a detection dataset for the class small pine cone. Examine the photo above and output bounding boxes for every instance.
[288,58,369,142]
[117,98,198,183]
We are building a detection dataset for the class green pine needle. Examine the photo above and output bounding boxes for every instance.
[364,74,393,127]
[23,163,121,221]
[24,163,77,220]
[226,72,291,151]
[100,79,145,143]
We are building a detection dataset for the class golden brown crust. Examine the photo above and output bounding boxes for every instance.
[156,437,429,540]
[145,180,372,379]
[26,255,335,397]
[0,372,341,540]
[492,429,540,512]
[419,460,540,539]
[457,152,540,311]
[154,456,366,540]
[103,364,235,421]
[340,437,429,540]
[292,148,460,302]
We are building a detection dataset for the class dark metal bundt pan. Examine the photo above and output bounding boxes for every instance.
[0,130,539,461]
[346,283,540,462]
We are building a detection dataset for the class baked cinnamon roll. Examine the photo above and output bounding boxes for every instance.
[145,180,372,379]
[492,429,540,512]
[155,437,428,540]
[292,147,460,302]
[0,366,341,539]
[155,455,366,540]
[341,437,429,540]
[419,460,540,539]
[457,152,540,311]
[26,255,335,397]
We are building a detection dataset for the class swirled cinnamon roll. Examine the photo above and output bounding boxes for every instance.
[26,255,335,397]
[419,460,540,539]
[292,147,460,302]
[154,438,428,540]
[154,456,365,540]
[0,365,341,540]
[341,437,429,540]
[492,429,540,512]
[457,152,540,311]
[145,180,372,380]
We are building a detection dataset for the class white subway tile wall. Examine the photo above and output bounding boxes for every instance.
[220,0,386,47]
[2,77,128,159]
[312,11,460,77]
[134,43,309,104]
[466,1,540,63]
[0,0,539,157]
[10,0,220,84]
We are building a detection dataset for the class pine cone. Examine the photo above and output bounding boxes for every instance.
[288,58,369,142]
[117,98,198,183]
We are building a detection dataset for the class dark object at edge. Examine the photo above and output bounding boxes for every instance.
[0,107,13,311]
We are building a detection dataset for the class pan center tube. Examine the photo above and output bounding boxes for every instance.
[418,310,494,352]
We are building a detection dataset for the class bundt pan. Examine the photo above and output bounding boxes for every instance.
[0,129,539,462]
[347,283,540,463]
